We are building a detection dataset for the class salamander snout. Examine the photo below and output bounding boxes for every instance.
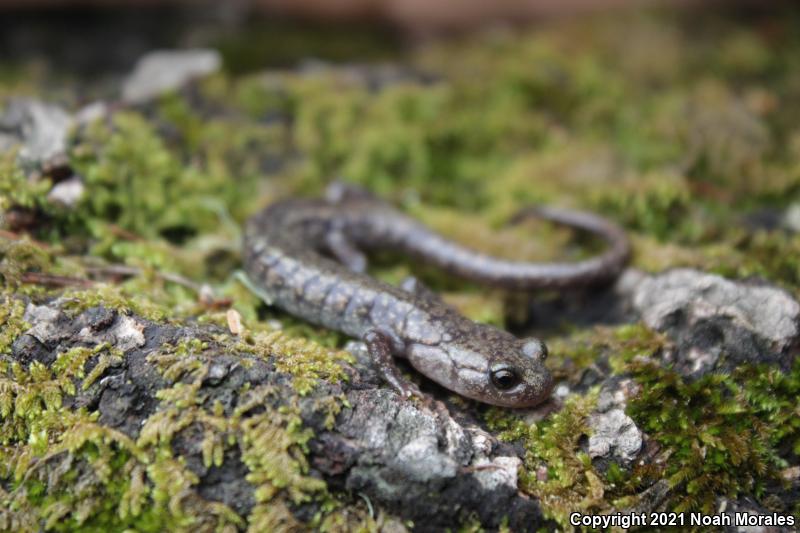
[406,333,554,408]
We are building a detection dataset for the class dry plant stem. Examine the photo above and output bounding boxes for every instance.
[19,272,94,288]
[85,265,203,293]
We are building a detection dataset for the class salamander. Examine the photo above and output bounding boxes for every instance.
[242,183,629,407]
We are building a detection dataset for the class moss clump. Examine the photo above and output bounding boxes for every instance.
[0,331,174,531]
[73,112,231,243]
[589,171,694,242]
[142,335,349,531]
[0,307,359,532]
[487,393,605,527]
[0,295,28,355]
[725,231,800,291]
[540,323,666,385]
[487,319,799,527]
[0,245,359,528]
[0,238,54,288]
[0,343,121,437]
[235,330,354,396]
[627,358,800,515]
[59,284,170,322]
[237,393,327,511]
[0,150,51,213]
[521,394,605,524]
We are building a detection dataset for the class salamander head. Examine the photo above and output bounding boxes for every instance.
[406,326,554,408]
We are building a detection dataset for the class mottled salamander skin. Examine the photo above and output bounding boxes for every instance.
[243,188,629,407]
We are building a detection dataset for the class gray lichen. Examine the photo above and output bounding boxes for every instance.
[628,268,800,375]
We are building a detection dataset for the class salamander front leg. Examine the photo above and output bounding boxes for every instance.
[363,329,423,401]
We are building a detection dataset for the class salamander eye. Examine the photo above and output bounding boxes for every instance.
[490,367,519,390]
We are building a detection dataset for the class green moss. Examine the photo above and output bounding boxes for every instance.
[485,319,799,527]
[590,171,694,242]
[141,333,354,529]
[286,74,542,209]
[236,330,354,396]
[0,238,53,288]
[0,343,120,437]
[727,231,800,290]
[493,393,605,528]
[0,150,52,212]
[486,393,603,529]
[0,339,137,529]
[59,284,170,322]
[316,503,395,533]
[509,321,797,521]
[0,296,359,530]
[0,341,171,531]
[0,295,28,355]
[543,323,666,381]
[73,112,212,240]
[626,358,800,514]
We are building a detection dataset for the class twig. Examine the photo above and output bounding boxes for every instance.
[5,230,230,306]
[20,272,94,288]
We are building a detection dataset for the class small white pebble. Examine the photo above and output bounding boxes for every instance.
[784,203,800,232]
[46,176,84,207]
[781,466,800,482]
[74,101,108,125]
[122,49,221,103]
[198,284,216,304]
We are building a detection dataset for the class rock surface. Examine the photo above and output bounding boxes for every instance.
[627,268,800,376]
[718,496,797,533]
[328,388,542,531]
[3,298,550,532]
[122,49,222,103]
[586,378,643,464]
[0,98,73,173]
